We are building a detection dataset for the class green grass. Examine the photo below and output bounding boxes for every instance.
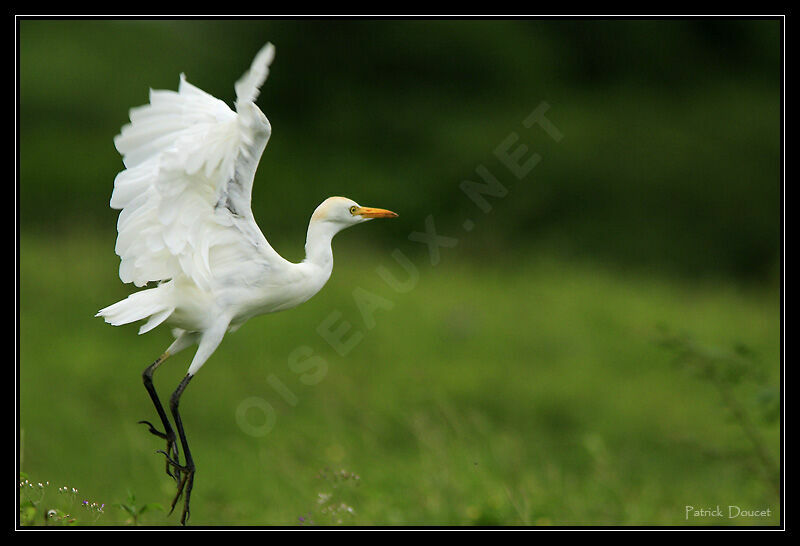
[19,231,780,526]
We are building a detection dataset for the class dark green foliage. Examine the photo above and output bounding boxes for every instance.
[19,19,780,280]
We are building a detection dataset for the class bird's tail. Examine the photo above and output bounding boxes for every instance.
[96,285,175,335]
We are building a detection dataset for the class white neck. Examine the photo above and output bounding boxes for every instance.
[303,218,341,272]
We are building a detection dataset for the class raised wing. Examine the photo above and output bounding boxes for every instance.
[111,43,286,290]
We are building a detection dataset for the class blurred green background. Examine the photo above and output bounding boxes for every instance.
[19,19,781,526]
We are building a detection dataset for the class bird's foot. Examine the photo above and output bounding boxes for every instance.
[138,420,168,439]
[156,449,191,474]
[158,448,195,525]
[139,420,181,482]
[167,465,195,525]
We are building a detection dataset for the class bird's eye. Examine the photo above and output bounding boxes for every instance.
[349,206,358,215]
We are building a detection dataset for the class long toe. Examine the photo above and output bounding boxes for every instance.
[140,421,182,481]
[138,420,169,440]
[157,450,191,474]
[179,472,195,525]
[168,467,195,523]
[165,438,181,482]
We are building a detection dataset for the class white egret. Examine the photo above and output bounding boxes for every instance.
[96,43,397,525]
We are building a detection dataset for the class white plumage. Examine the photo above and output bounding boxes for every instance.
[110,44,277,292]
[95,43,397,524]
[97,42,397,375]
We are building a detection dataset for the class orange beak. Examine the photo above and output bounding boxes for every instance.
[356,206,399,219]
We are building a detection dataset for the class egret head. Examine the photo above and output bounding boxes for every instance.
[311,196,398,230]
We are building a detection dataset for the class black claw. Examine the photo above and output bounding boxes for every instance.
[159,451,179,482]
[168,470,192,514]
[138,420,169,440]
[156,450,191,473]
[141,420,181,481]
[167,441,181,482]
[167,488,182,516]
[182,473,195,525]
[168,470,195,525]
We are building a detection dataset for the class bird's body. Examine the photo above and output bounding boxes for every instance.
[103,199,336,338]
[96,43,396,524]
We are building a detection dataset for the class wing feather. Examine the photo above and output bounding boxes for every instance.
[234,43,275,107]
[110,43,285,289]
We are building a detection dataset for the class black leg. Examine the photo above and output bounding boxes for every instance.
[167,374,195,526]
[140,354,181,482]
